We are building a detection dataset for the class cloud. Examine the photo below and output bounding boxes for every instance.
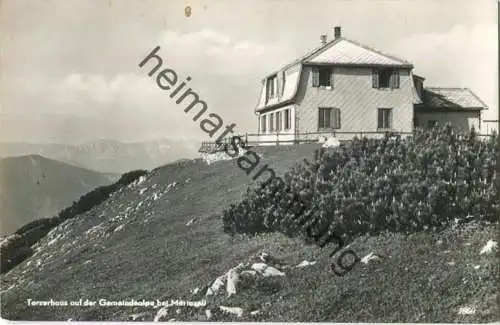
[53,73,159,107]
[389,23,498,119]
[156,29,283,77]
[11,29,282,142]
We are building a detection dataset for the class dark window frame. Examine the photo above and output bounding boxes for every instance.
[284,109,291,130]
[318,67,332,87]
[377,108,393,130]
[318,107,341,130]
[312,66,334,88]
[276,111,282,131]
[373,68,400,89]
[261,115,267,133]
[266,75,277,102]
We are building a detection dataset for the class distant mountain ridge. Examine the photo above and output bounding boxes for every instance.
[0,138,199,173]
[0,155,116,235]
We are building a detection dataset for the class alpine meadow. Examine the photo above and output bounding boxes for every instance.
[0,0,498,323]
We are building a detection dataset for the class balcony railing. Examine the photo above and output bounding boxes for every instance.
[198,130,494,153]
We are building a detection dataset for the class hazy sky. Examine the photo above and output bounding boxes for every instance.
[1,0,498,143]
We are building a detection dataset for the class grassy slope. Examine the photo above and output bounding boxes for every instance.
[0,145,498,322]
[0,155,116,236]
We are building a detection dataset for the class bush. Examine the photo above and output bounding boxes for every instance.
[116,169,148,187]
[222,124,499,245]
[14,217,56,235]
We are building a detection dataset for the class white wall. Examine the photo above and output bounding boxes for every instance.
[415,111,480,133]
[295,66,415,135]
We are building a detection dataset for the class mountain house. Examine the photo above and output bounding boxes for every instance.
[254,26,488,145]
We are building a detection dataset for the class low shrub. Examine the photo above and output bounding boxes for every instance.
[222,124,499,245]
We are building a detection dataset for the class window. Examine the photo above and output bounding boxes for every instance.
[276,111,282,131]
[266,75,277,101]
[428,120,438,129]
[269,113,274,132]
[318,107,341,129]
[377,108,392,129]
[372,68,400,89]
[284,109,291,130]
[261,115,267,133]
[312,66,334,87]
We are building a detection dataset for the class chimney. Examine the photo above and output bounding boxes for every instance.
[320,34,327,45]
[334,26,342,39]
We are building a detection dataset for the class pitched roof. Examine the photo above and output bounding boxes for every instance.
[304,38,412,67]
[262,37,412,81]
[420,87,488,110]
[256,37,413,111]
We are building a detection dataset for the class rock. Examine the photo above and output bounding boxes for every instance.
[251,263,286,277]
[251,263,268,273]
[114,225,124,232]
[240,270,257,277]
[479,240,497,255]
[227,268,240,297]
[295,260,316,268]
[153,307,169,322]
[321,136,340,148]
[128,312,148,321]
[206,274,227,296]
[258,252,287,268]
[360,252,380,264]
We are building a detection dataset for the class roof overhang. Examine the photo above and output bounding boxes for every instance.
[302,62,414,69]
[256,100,296,113]
[414,105,485,113]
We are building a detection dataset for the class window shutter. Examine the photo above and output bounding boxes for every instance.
[312,68,319,87]
[276,75,281,98]
[330,68,335,88]
[265,79,270,102]
[393,70,400,88]
[332,108,341,129]
[372,69,379,88]
[281,71,286,95]
[377,109,383,129]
